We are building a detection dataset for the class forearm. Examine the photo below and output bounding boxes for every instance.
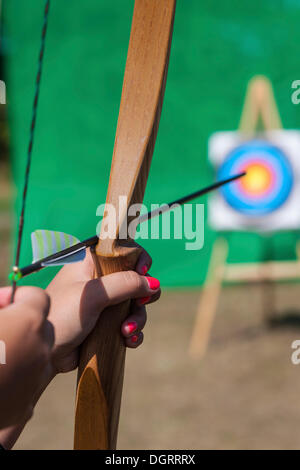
[0,421,28,450]
[0,367,56,449]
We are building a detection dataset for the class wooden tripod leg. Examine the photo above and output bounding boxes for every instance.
[188,238,228,359]
[260,236,275,325]
[260,262,275,324]
[239,75,282,134]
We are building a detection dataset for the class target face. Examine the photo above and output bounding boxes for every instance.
[208,130,300,232]
[217,141,294,216]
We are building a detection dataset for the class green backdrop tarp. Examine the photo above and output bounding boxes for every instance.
[4,0,300,288]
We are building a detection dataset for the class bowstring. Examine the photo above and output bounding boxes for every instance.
[11,0,50,302]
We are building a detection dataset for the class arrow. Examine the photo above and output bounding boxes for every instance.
[14,172,245,280]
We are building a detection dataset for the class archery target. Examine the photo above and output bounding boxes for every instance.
[209,130,300,231]
[218,141,294,215]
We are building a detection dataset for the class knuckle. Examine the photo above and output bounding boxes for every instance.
[123,270,143,293]
[141,311,147,329]
[39,343,52,364]
[133,304,147,326]
[22,287,51,318]
[35,290,51,316]
[155,290,162,301]
[24,306,45,329]
[145,253,152,268]
[24,309,51,337]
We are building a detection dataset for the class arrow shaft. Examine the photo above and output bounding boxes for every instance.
[18,172,245,279]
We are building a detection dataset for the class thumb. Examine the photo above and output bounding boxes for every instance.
[100,271,160,308]
[80,271,160,324]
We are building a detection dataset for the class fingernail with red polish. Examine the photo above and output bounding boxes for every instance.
[139,296,151,305]
[141,265,148,275]
[131,335,139,343]
[124,321,137,335]
[146,277,160,290]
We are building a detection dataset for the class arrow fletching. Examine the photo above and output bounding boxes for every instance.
[31,230,86,266]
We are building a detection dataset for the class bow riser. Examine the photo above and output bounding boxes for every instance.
[75,247,141,450]
[74,0,176,450]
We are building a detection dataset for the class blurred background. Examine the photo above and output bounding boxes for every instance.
[2,0,300,449]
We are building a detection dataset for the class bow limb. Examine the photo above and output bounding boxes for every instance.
[74,0,176,450]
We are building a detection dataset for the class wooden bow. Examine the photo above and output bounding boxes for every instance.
[74,0,176,450]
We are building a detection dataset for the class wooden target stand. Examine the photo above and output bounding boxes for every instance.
[189,75,300,359]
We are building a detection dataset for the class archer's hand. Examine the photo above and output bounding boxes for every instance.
[46,248,161,374]
[0,287,53,429]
